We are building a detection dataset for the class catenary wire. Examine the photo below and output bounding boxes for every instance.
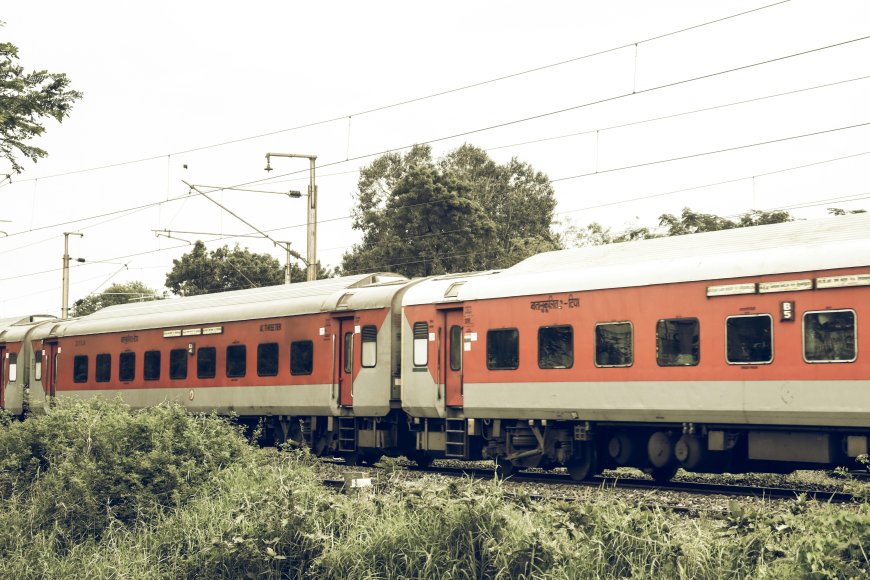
[6,1,793,184]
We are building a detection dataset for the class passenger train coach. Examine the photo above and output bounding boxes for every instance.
[1,213,869,480]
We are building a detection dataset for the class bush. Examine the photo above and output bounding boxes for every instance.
[0,398,252,552]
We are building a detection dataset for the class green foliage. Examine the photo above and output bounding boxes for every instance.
[571,207,793,247]
[165,240,329,296]
[341,144,560,277]
[0,30,83,174]
[0,399,251,553]
[71,280,161,317]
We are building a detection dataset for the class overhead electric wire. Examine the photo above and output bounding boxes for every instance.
[7,1,792,185]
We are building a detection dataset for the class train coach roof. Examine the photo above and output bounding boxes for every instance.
[403,213,870,305]
[52,273,407,336]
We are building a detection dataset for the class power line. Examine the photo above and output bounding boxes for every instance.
[7,1,793,185]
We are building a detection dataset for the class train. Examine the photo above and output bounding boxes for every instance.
[2,212,869,480]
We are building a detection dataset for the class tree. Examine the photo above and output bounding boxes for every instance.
[569,208,793,247]
[341,144,560,277]
[72,281,161,317]
[165,241,328,296]
[0,29,83,174]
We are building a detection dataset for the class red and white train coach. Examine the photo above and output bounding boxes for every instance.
[401,213,870,479]
[21,273,416,462]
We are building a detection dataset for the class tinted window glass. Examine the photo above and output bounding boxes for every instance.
[487,329,519,370]
[343,332,353,374]
[726,315,773,364]
[449,325,462,372]
[169,349,188,380]
[595,322,633,367]
[656,318,700,366]
[290,341,313,375]
[413,322,428,367]
[804,310,856,362]
[96,353,112,382]
[144,350,161,380]
[119,352,136,382]
[539,325,573,369]
[73,355,88,383]
[257,343,279,376]
[361,325,377,368]
[226,345,246,378]
[197,347,216,379]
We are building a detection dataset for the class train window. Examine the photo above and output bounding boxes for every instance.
[539,325,573,369]
[96,353,112,382]
[413,322,428,367]
[595,322,633,367]
[290,341,313,375]
[450,325,462,371]
[197,347,216,379]
[73,355,88,383]
[343,332,354,374]
[226,345,246,378]
[34,350,42,381]
[656,318,700,366]
[257,343,279,377]
[144,350,161,380]
[487,329,519,370]
[726,315,773,364]
[361,325,377,368]
[8,353,17,382]
[803,310,856,363]
[169,349,188,380]
[119,352,135,382]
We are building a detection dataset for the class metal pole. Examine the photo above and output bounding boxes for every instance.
[61,232,83,319]
[308,157,317,281]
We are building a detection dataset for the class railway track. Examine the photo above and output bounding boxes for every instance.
[321,460,861,504]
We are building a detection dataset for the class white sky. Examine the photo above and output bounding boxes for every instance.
[1,0,869,317]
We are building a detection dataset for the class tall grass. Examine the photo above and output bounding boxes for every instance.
[1,400,868,578]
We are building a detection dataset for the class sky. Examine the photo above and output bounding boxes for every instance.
[1,0,869,317]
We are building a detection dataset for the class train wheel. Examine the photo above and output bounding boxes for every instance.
[566,442,598,481]
[409,451,434,468]
[648,464,679,482]
[495,456,517,478]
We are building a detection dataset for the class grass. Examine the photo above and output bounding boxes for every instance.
[1,400,869,578]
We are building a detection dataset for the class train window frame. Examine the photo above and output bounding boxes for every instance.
[343,332,354,374]
[257,343,279,377]
[487,328,520,371]
[290,340,314,376]
[538,325,573,369]
[413,322,428,367]
[95,353,112,383]
[34,350,42,381]
[449,325,463,372]
[802,309,857,363]
[197,347,216,379]
[361,325,377,368]
[725,314,773,365]
[169,348,188,380]
[143,350,161,380]
[8,353,17,382]
[73,355,88,383]
[594,321,634,368]
[226,344,247,378]
[119,352,136,382]
[656,317,700,367]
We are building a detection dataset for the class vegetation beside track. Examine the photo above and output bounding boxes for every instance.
[1,400,869,578]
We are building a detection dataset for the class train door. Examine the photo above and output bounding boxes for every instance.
[44,341,59,400]
[335,317,355,407]
[442,309,464,407]
[0,346,5,408]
